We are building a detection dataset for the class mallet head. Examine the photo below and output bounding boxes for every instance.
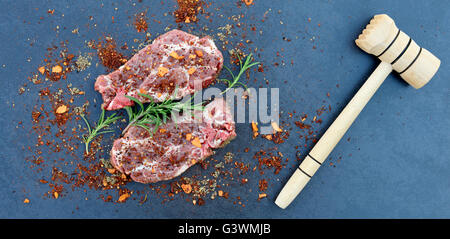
[355,14,440,89]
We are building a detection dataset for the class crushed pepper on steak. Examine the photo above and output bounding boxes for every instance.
[110,98,236,183]
[95,29,223,110]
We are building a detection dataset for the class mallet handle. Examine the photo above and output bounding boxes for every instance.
[275,61,393,209]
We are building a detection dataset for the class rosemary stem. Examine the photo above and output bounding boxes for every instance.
[122,118,138,135]
[220,53,258,95]
[221,67,245,95]
[80,109,120,154]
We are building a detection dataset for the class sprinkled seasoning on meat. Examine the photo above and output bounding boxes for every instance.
[95,29,224,110]
[110,98,236,183]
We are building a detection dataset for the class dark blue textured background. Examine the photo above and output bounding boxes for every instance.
[0,0,449,218]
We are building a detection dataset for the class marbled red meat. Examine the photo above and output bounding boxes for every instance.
[95,29,223,110]
[110,98,236,183]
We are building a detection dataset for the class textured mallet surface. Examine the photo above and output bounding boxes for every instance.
[356,14,440,89]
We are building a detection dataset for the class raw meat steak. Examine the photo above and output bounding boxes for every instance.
[110,98,236,183]
[95,29,224,110]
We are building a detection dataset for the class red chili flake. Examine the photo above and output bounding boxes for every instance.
[39,179,48,184]
[32,111,41,123]
[241,178,248,185]
[254,149,284,175]
[258,64,264,72]
[295,121,311,129]
[258,179,268,192]
[268,131,290,144]
[223,191,230,199]
[134,11,148,32]
[197,198,205,206]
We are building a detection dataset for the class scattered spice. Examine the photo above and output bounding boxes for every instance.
[134,11,148,33]
[91,36,127,71]
[174,0,206,23]
[259,179,268,191]
[19,4,334,209]
[74,54,92,71]
[267,130,290,144]
[254,149,284,175]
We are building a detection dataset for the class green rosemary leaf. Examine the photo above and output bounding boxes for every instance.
[223,65,235,79]
[220,53,259,95]
[125,95,144,110]
[121,92,203,135]
[137,92,154,101]
[80,108,121,154]
[120,54,257,135]
[80,114,92,134]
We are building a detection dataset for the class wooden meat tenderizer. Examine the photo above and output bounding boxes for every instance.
[275,14,440,209]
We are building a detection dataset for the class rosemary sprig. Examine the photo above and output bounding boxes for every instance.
[123,92,203,135]
[219,53,260,95]
[120,52,258,134]
[80,109,121,153]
